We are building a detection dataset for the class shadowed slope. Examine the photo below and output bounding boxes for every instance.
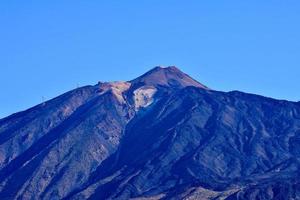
[71,88,300,200]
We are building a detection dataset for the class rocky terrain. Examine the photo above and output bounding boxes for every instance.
[0,66,299,200]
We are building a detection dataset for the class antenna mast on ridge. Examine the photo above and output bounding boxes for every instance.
[42,96,46,106]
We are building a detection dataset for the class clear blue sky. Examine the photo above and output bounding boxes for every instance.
[1,1,300,118]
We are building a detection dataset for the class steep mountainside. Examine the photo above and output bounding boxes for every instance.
[0,66,299,200]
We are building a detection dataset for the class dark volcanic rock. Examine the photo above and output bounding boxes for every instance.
[0,66,299,200]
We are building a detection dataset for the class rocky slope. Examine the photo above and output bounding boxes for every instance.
[0,66,299,200]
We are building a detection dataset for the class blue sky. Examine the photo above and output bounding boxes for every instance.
[1,0,300,118]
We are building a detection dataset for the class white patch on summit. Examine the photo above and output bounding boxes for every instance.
[98,81,131,103]
[133,86,157,111]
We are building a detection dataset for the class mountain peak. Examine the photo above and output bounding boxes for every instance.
[2,65,300,200]
[130,66,208,89]
[145,65,185,74]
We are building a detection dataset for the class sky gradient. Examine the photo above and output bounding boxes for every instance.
[1,0,300,118]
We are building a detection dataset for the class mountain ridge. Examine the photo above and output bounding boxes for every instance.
[0,66,299,200]
[0,66,296,121]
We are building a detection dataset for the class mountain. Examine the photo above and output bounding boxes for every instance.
[0,66,300,200]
